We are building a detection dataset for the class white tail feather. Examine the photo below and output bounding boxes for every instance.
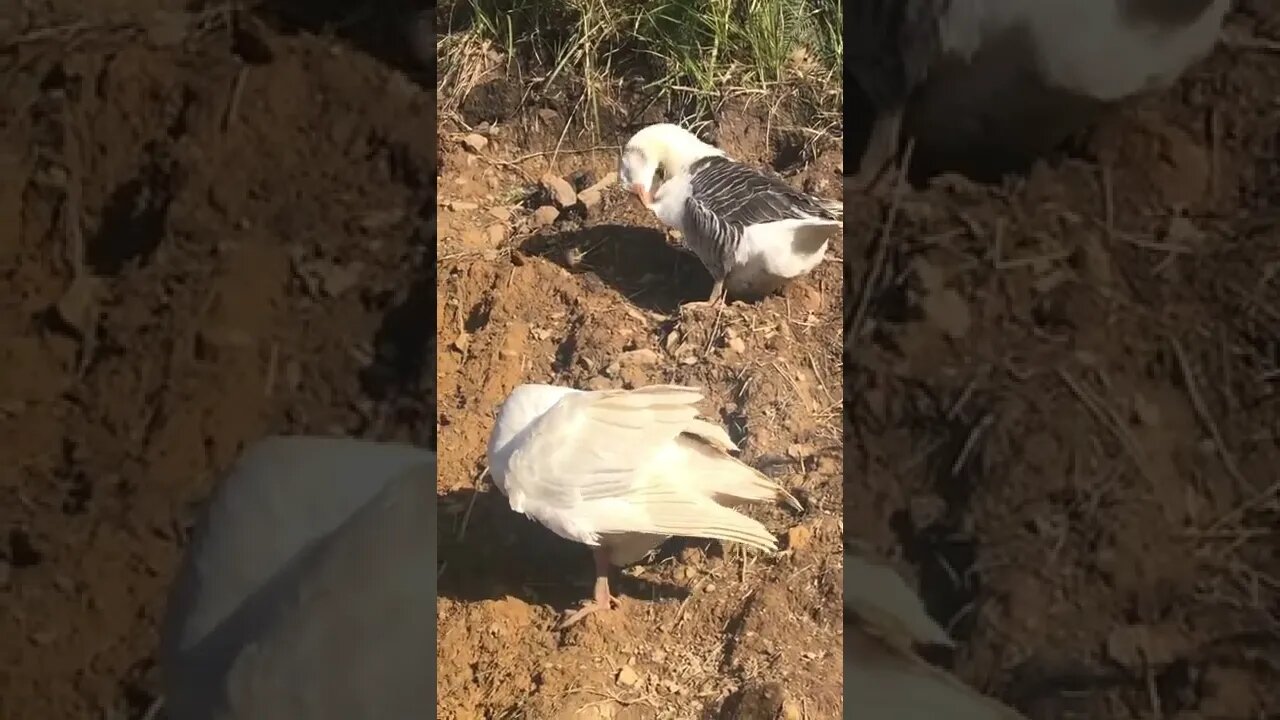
[676,437,802,510]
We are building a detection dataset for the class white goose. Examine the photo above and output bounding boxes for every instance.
[161,436,436,720]
[845,549,1031,719]
[487,383,801,628]
[849,0,1231,186]
[618,123,843,307]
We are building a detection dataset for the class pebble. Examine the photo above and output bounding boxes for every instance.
[540,173,577,208]
[618,348,659,366]
[588,171,619,190]
[532,205,560,227]
[486,224,507,244]
[461,133,488,152]
[921,288,971,340]
[727,337,746,354]
[578,186,602,209]
[786,524,813,551]
[616,665,640,687]
[448,200,478,212]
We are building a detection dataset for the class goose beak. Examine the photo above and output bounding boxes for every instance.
[630,182,653,208]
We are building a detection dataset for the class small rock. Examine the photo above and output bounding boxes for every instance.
[1106,624,1185,667]
[586,171,619,191]
[452,333,470,353]
[616,665,640,687]
[786,524,812,551]
[53,275,100,339]
[316,261,362,298]
[540,173,577,208]
[578,187,602,209]
[618,348,659,366]
[486,224,507,244]
[30,630,57,646]
[487,206,512,222]
[921,288,971,340]
[585,376,613,391]
[461,133,488,152]
[448,200,479,212]
[1131,393,1162,427]
[1164,216,1202,246]
[726,337,746,354]
[533,205,560,227]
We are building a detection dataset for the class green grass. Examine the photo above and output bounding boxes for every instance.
[437,0,842,132]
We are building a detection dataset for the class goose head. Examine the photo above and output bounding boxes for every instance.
[618,123,724,207]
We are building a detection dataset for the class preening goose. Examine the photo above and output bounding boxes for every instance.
[848,0,1231,185]
[487,383,801,628]
[160,436,436,720]
[619,123,843,307]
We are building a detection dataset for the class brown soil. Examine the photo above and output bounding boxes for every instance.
[0,2,434,718]
[844,8,1280,720]
[435,90,845,715]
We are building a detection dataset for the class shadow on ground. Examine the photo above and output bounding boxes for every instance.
[256,0,431,83]
[437,488,689,614]
[520,224,712,314]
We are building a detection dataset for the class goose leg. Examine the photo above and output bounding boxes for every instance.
[679,278,726,313]
[559,546,619,629]
[850,106,903,195]
[706,278,726,306]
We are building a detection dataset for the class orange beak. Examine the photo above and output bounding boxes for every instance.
[630,182,653,208]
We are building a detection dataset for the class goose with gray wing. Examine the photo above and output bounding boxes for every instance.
[619,123,842,307]
[848,0,1231,187]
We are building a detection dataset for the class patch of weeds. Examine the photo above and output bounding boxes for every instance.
[437,0,842,132]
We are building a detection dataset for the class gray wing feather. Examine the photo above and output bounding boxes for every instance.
[682,156,841,276]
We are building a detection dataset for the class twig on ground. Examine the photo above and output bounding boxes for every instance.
[455,466,488,542]
[222,65,248,132]
[847,140,914,347]
[1057,369,1156,485]
[1170,337,1249,497]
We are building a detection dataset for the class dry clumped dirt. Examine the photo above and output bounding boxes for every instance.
[1,2,434,718]
[435,89,845,715]
[844,6,1280,719]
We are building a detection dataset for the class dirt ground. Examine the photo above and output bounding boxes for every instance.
[843,7,1280,720]
[435,88,846,715]
[0,2,434,718]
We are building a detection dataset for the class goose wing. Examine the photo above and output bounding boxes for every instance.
[681,156,841,258]
[504,385,710,511]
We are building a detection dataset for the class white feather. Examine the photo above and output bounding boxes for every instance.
[487,383,798,560]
